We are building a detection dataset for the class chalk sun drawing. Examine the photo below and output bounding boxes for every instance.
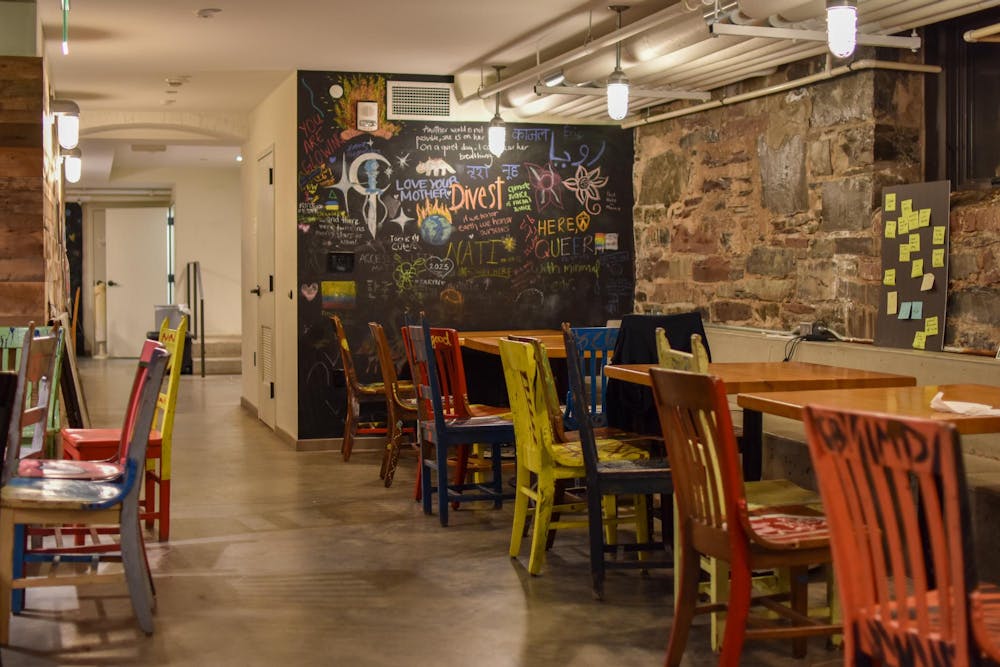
[562,164,608,215]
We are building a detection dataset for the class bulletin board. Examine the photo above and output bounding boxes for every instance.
[874,180,950,351]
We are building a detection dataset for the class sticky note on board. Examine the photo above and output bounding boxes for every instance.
[885,220,897,239]
[902,199,913,216]
[919,208,931,227]
[883,269,896,286]
[911,258,924,278]
[925,316,939,336]
[911,300,923,319]
[913,331,927,350]
[899,217,911,235]
[932,248,945,268]
[920,273,935,291]
[605,233,618,250]
[907,211,920,229]
[887,291,898,315]
[900,244,912,262]
[909,233,921,252]
[933,226,946,245]
[898,301,912,319]
[885,193,897,212]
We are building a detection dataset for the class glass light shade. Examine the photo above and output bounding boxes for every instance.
[488,115,506,157]
[57,113,79,149]
[63,153,82,183]
[606,69,630,121]
[826,2,858,58]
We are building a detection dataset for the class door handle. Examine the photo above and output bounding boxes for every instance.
[107,280,121,287]
[250,285,262,296]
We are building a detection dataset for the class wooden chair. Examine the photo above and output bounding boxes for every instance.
[407,317,513,526]
[0,324,64,459]
[331,314,387,462]
[803,405,1000,666]
[561,323,673,599]
[655,327,709,372]
[650,367,839,666]
[60,316,188,541]
[562,326,618,430]
[0,343,169,645]
[368,322,417,487]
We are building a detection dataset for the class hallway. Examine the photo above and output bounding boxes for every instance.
[1,361,838,666]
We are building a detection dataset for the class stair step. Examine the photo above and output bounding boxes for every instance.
[192,357,242,375]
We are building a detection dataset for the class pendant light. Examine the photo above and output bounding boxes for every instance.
[488,65,506,158]
[51,99,80,150]
[826,0,858,58]
[606,5,630,121]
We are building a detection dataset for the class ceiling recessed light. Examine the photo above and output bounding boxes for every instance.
[165,90,178,95]
[195,8,221,19]
[236,155,243,162]
[161,99,176,106]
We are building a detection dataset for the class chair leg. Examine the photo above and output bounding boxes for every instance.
[586,488,607,600]
[144,465,156,530]
[158,479,170,542]
[790,564,809,658]
[509,463,530,558]
[451,444,470,510]
[527,473,556,575]
[634,494,650,564]
[11,524,24,614]
[420,441,433,515]
[664,539,700,667]
[0,508,15,645]
[545,480,567,550]
[436,440,450,527]
[491,443,504,509]
[119,515,154,635]
[709,557,731,651]
[718,558,752,667]
[342,394,359,461]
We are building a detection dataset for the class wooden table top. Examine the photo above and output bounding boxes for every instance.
[737,383,1000,434]
[604,361,917,394]
[460,331,566,358]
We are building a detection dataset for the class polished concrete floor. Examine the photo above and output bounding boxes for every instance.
[1,360,842,666]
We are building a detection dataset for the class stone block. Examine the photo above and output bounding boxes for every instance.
[671,222,719,254]
[711,299,753,323]
[637,150,689,207]
[874,124,920,165]
[758,134,807,213]
[832,125,874,173]
[692,255,731,282]
[795,259,837,300]
[808,138,832,177]
[833,236,875,256]
[821,177,874,232]
[746,246,797,277]
[949,287,1000,325]
[950,252,979,280]
[810,71,874,127]
[740,277,796,302]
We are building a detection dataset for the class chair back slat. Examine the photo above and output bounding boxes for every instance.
[369,322,402,390]
[498,337,556,474]
[332,314,362,390]
[564,326,618,429]
[509,335,566,443]
[153,314,187,447]
[401,323,472,419]
[404,320,449,431]
[803,406,976,666]
[656,328,709,373]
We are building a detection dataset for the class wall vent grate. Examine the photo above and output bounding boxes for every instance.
[387,81,454,121]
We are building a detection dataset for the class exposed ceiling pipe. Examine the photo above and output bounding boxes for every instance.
[863,0,1000,32]
[622,59,941,129]
[964,20,1000,41]
[460,3,691,102]
[737,0,823,21]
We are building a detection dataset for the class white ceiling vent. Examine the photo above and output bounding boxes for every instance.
[386,81,455,121]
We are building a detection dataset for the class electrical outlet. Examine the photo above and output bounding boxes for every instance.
[798,322,812,336]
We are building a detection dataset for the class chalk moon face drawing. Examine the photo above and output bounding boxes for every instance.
[328,84,344,99]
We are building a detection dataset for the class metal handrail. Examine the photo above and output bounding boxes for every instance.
[185,261,206,378]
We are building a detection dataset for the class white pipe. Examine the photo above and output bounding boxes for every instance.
[622,59,941,129]
[965,21,1000,41]
[738,0,823,21]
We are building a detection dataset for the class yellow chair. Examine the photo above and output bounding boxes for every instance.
[654,326,825,649]
[60,316,187,542]
[498,336,650,576]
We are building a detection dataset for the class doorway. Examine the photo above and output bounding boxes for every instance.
[256,151,276,428]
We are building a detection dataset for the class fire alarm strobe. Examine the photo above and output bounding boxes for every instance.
[357,101,378,132]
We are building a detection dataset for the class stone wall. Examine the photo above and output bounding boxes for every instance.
[633,60,999,353]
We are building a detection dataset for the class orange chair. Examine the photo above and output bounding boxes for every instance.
[804,405,1000,666]
[332,314,388,462]
[650,367,840,666]
[368,322,416,487]
[60,316,187,541]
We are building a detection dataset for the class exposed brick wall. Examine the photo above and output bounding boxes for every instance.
[633,59,999,353]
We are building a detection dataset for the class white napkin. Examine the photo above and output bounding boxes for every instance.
[930,391,1000,416]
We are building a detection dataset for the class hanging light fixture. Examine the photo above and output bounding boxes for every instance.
[606,5,630,121]
[488,65,506,158]
[51,99,80,150]
[61,147,82,183]
[826,0,858,58]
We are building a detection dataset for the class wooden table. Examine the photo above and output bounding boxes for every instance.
[460,331,564,358]
[604,361,917,479]
[737,383,1000,435]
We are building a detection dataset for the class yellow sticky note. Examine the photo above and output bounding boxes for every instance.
[933,226,946,245]
[887,291,898,315]
[883,268,896,286]
[907,211,920,229]
[909,233,920,252]
[898,217,910,235]
[919,208,931,228]
[901,199,913,216]
[911,258,924,278]
[913,331,927,350]
[920,272,934,292]
[900,244,911,262]
[925,316,939,336]
[885,193,897,212]
[932,248,945,268]
[885,220,897,239]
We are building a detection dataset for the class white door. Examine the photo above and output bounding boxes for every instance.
[256,151,276,428]
[105,207,169,358]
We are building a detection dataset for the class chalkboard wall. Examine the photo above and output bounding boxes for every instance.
[297,70,635,439]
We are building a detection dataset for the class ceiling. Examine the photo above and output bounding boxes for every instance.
[35,0,1000,191]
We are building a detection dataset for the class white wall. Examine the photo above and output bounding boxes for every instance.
[241,72,297,438]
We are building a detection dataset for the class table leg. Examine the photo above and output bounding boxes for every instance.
[742,409,762,481]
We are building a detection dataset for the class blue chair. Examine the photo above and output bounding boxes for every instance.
[562,326,618,430]
[406,316,514,527]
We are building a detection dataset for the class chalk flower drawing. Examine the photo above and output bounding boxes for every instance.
[563,164,608,215]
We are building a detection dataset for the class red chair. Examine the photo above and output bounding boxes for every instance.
[332,314,389,461]
[368,322,416,487]
[804,405,1000,666]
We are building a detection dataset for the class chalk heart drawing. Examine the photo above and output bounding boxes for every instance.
[301,283,319,301]
[426,256,455,279]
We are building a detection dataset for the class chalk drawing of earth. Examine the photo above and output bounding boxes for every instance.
[420,214,453,246]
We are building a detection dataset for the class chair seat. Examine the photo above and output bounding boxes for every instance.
[17,458,124,481]
[550,438,649,468]
[745,506,829,548]
[2,477,123,509]
[61,427,163,460]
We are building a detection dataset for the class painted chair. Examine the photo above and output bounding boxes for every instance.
[650,366,840,666]
[0,324,64,458]
[60,316,187,541]
[406,316,513,526]
[803,405,1000,666]
[655,327,709,371]
[562,326,618,430]
[368,322,417,487]
[561,324,673,598]
[0,343,168,645]
[331,314,388,462]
